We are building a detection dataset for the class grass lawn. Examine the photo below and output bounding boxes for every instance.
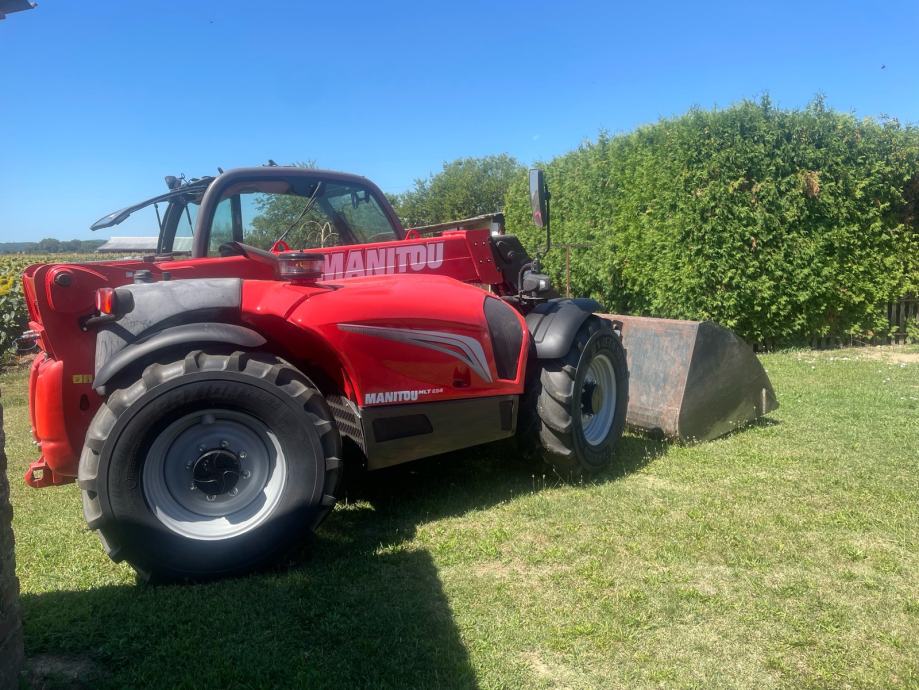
[3,346,919,689]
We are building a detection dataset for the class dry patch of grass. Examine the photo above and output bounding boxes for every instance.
[795,343,919,364]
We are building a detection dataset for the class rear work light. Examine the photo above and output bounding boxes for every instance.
[278,253,325,282]
[93,287,134,317]
[95,287,117,314]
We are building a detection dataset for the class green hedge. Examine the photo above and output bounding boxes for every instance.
[504,98,919,345]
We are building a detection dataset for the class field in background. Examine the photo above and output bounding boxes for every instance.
[3,346,918,688]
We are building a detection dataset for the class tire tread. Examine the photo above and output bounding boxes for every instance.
[530,318,627,480]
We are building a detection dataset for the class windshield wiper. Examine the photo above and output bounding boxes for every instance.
[273,182,324,248]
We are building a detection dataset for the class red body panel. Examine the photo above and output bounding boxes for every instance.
[242,275,527,407]
[23,227,527,486]
[25,355,73,487]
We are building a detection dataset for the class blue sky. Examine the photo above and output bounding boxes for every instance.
[1,0,917,241]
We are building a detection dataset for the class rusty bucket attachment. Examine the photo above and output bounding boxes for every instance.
[599,315,778,442]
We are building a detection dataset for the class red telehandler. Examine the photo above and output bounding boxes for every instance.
[20,166,775,581]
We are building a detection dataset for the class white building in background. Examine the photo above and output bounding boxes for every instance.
[95,236,193,254]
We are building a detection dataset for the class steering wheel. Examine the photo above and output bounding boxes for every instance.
[365,232,395,243]
[218,241,246,257]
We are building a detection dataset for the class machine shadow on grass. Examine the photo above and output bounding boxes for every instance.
[19,433,666,689]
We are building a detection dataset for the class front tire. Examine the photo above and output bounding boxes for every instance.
[535,318,628,479]
[78,350,341,582]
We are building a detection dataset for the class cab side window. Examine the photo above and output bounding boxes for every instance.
[173,203,197,255]
[207,198,235,256]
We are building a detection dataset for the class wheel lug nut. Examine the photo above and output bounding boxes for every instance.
[220,440,229,448]
[198,445,206,452]
[229,488,238,497]
[241,470,251,479]
[189,484,196,491]
[239,451,247,459]
[206,494,216,502]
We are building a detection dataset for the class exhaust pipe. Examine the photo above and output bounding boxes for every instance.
[600,315,778,442]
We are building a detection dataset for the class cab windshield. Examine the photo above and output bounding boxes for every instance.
[207,178,398,256]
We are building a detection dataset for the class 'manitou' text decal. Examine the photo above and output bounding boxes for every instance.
[322,241,444,280]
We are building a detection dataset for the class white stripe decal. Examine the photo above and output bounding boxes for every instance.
[338,324,493,383]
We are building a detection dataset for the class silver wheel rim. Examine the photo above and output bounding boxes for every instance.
[580,353,617,446]
[141,409,287,541]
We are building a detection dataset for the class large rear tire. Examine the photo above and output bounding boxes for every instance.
[78,350,341,582]
[533,318,628,479]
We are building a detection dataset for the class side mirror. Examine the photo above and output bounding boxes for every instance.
[529,169,548,228]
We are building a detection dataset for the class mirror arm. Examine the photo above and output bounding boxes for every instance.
[533,189,551,271]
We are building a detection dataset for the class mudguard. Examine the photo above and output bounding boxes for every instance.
[93,323,266,394]
[525,298,602,359]
[92,278,256,394]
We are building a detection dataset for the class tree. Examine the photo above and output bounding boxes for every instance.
[391,155,524,228]
[236,161,339,250]
[245,192,336,250]
[37,238,61,253]
[80,239,106,252]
